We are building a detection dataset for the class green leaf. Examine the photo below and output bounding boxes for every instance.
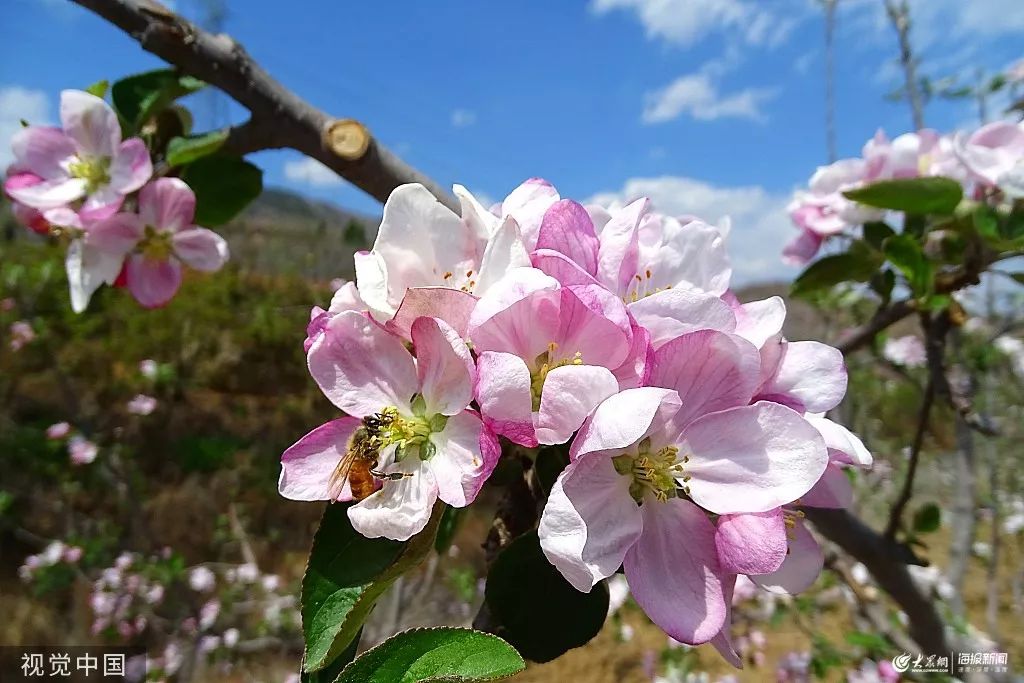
[302,505,405,672]
[336,628,524,683]
[166,129,229,166]
[863,221,896,250]
[180,154,263,226]
[301,502,445,673]
[883,234,933,297]
[434,504,464,555]
[85,80,109,99]
[843,177,963,215]
[301,628,361,683]
[869,269,896,305]
[912,502,941,534]
[112,69,205,129]
[791,251,882,298]
[484,530,609,663]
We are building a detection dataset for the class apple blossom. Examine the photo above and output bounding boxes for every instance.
[9,320,35,351]
[189,566,216,593]
[69,435,99,465]
[46,422,72,439]
[281,312,500,541]
[126,394,158,415]
[4,90,151,219]
[883,334,927,368]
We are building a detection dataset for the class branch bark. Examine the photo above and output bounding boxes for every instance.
[884,0,926,130]
[68,0,457,211]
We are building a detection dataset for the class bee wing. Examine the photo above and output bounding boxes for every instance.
[327,449,359,501]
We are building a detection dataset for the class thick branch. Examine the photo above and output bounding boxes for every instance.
[69,0,457,210]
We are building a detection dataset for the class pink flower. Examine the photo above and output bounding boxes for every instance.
[189,566,216,593]
[103,178,229,308]
[9,320,35,351]
[468,267,643,446]
[69,435,98,465]
[883,335,926,368]
[3,90,151,220]
[538,330,828,645]
[46,422,72,439]
[280,312,501,541]
[954,121,1024,187]
[126,394,158,416]
[305,280,366,353]
[199,599,220,631]
[63,545,83,563]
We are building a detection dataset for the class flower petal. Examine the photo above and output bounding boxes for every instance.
[624,498,726,645]
[6,176,86,209]
[653,219,732,296]
[468,267,561,360]
[709,576,743,669]
[680,402,829,514]
[428,410,499,507]
[538,452,642,592]
[475,215,531,294]
[596,198,646,293]
[782,229,824,266]
[535,364,619,445]
[386,287,478,340]
[279,417,362,501]
[108,138,153,194]
[628,287,737,348]
[536,199,600,275]
[125,254,183,308]
[650,330,761,430]
[173,228,229,272]
[10,126,76,179]
[86,212,143,256]
[751,520,823,595]
[474,351,537,447]
[61,89,121,158]
[804,414,872,467]
[411,316,474,416]
[348,457,438,541]
[800,462,853,509]
[307,310,418,417]
[570,387,681,461]
[758,341,847,413]
[139,178,196,233]
[714,509,788,576]
[501,177,559,249]
[65,238,124,313]
[730,295,786,349]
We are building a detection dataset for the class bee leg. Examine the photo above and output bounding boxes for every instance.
[371,469,414,481]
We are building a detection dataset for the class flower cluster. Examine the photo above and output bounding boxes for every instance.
[46,420,99,465]
[18,541,84,582]
[786,121,1024,263]
[3,90,229,311]
[280,179,871,654]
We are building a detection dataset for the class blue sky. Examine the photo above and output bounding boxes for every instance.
[3,0,1022,283]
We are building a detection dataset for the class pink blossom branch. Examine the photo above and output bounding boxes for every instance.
[68,0,457,211]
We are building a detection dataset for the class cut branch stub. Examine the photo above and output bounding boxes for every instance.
[324,119,371,161]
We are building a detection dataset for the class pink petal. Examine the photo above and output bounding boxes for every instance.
[730,295,786,349]
[78,186,125,221]
[501,177,559,249]
[427,410,499,507]
[475,216,531,293]
[60,89,121,158]
[307,310,418,417]
[386,287,478,340]
[596,198,646,293]
[468,267,561,360]
[411,316,474,416]
[108,138,153,194]
[536,199,600,276]
[627,287,737,348]
[679,402,829,514]
[624,498,726,645]
[172,228,229,272]
[758,341,847,413]
[10,126,76,179]
[65,239,125,313]
[474,351,537,447]
[800,462,853,509]
[804,414,872,467]
[751,520,824,595]
[349,456,438,541]
[650,330,761,430]
[531,248,601,287]
[86,212,143,255]
[651,219,732,296]
[535,364,619,445]
[782,229,824,266]
[556,284,634,370]
[570,387,681,462]
[715,509,787,575]
[538,451,642,592]
[710,576,743,668]
[279,417,362,501]
[125,254,183,308]
[139,178,196,232]
[612,319,653,390]
[6,176,86,210]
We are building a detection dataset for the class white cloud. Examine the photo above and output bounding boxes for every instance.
[450,109,477,128]
[643,72,777,123]
[283,157,342,187]
[590,0,799,48]
[587,175,799,285]
[0,86,51,170]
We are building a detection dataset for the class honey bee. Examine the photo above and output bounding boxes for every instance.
[328,410,412,502]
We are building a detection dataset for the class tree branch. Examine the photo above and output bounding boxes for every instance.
[836,299,916,355]
[68,0,457,211]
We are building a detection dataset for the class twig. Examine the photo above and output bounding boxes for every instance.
[884,0,925,130]
[836,299,916,355]
[228,503,258,568]
[884,373,935,539]
[68,0,457,210]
